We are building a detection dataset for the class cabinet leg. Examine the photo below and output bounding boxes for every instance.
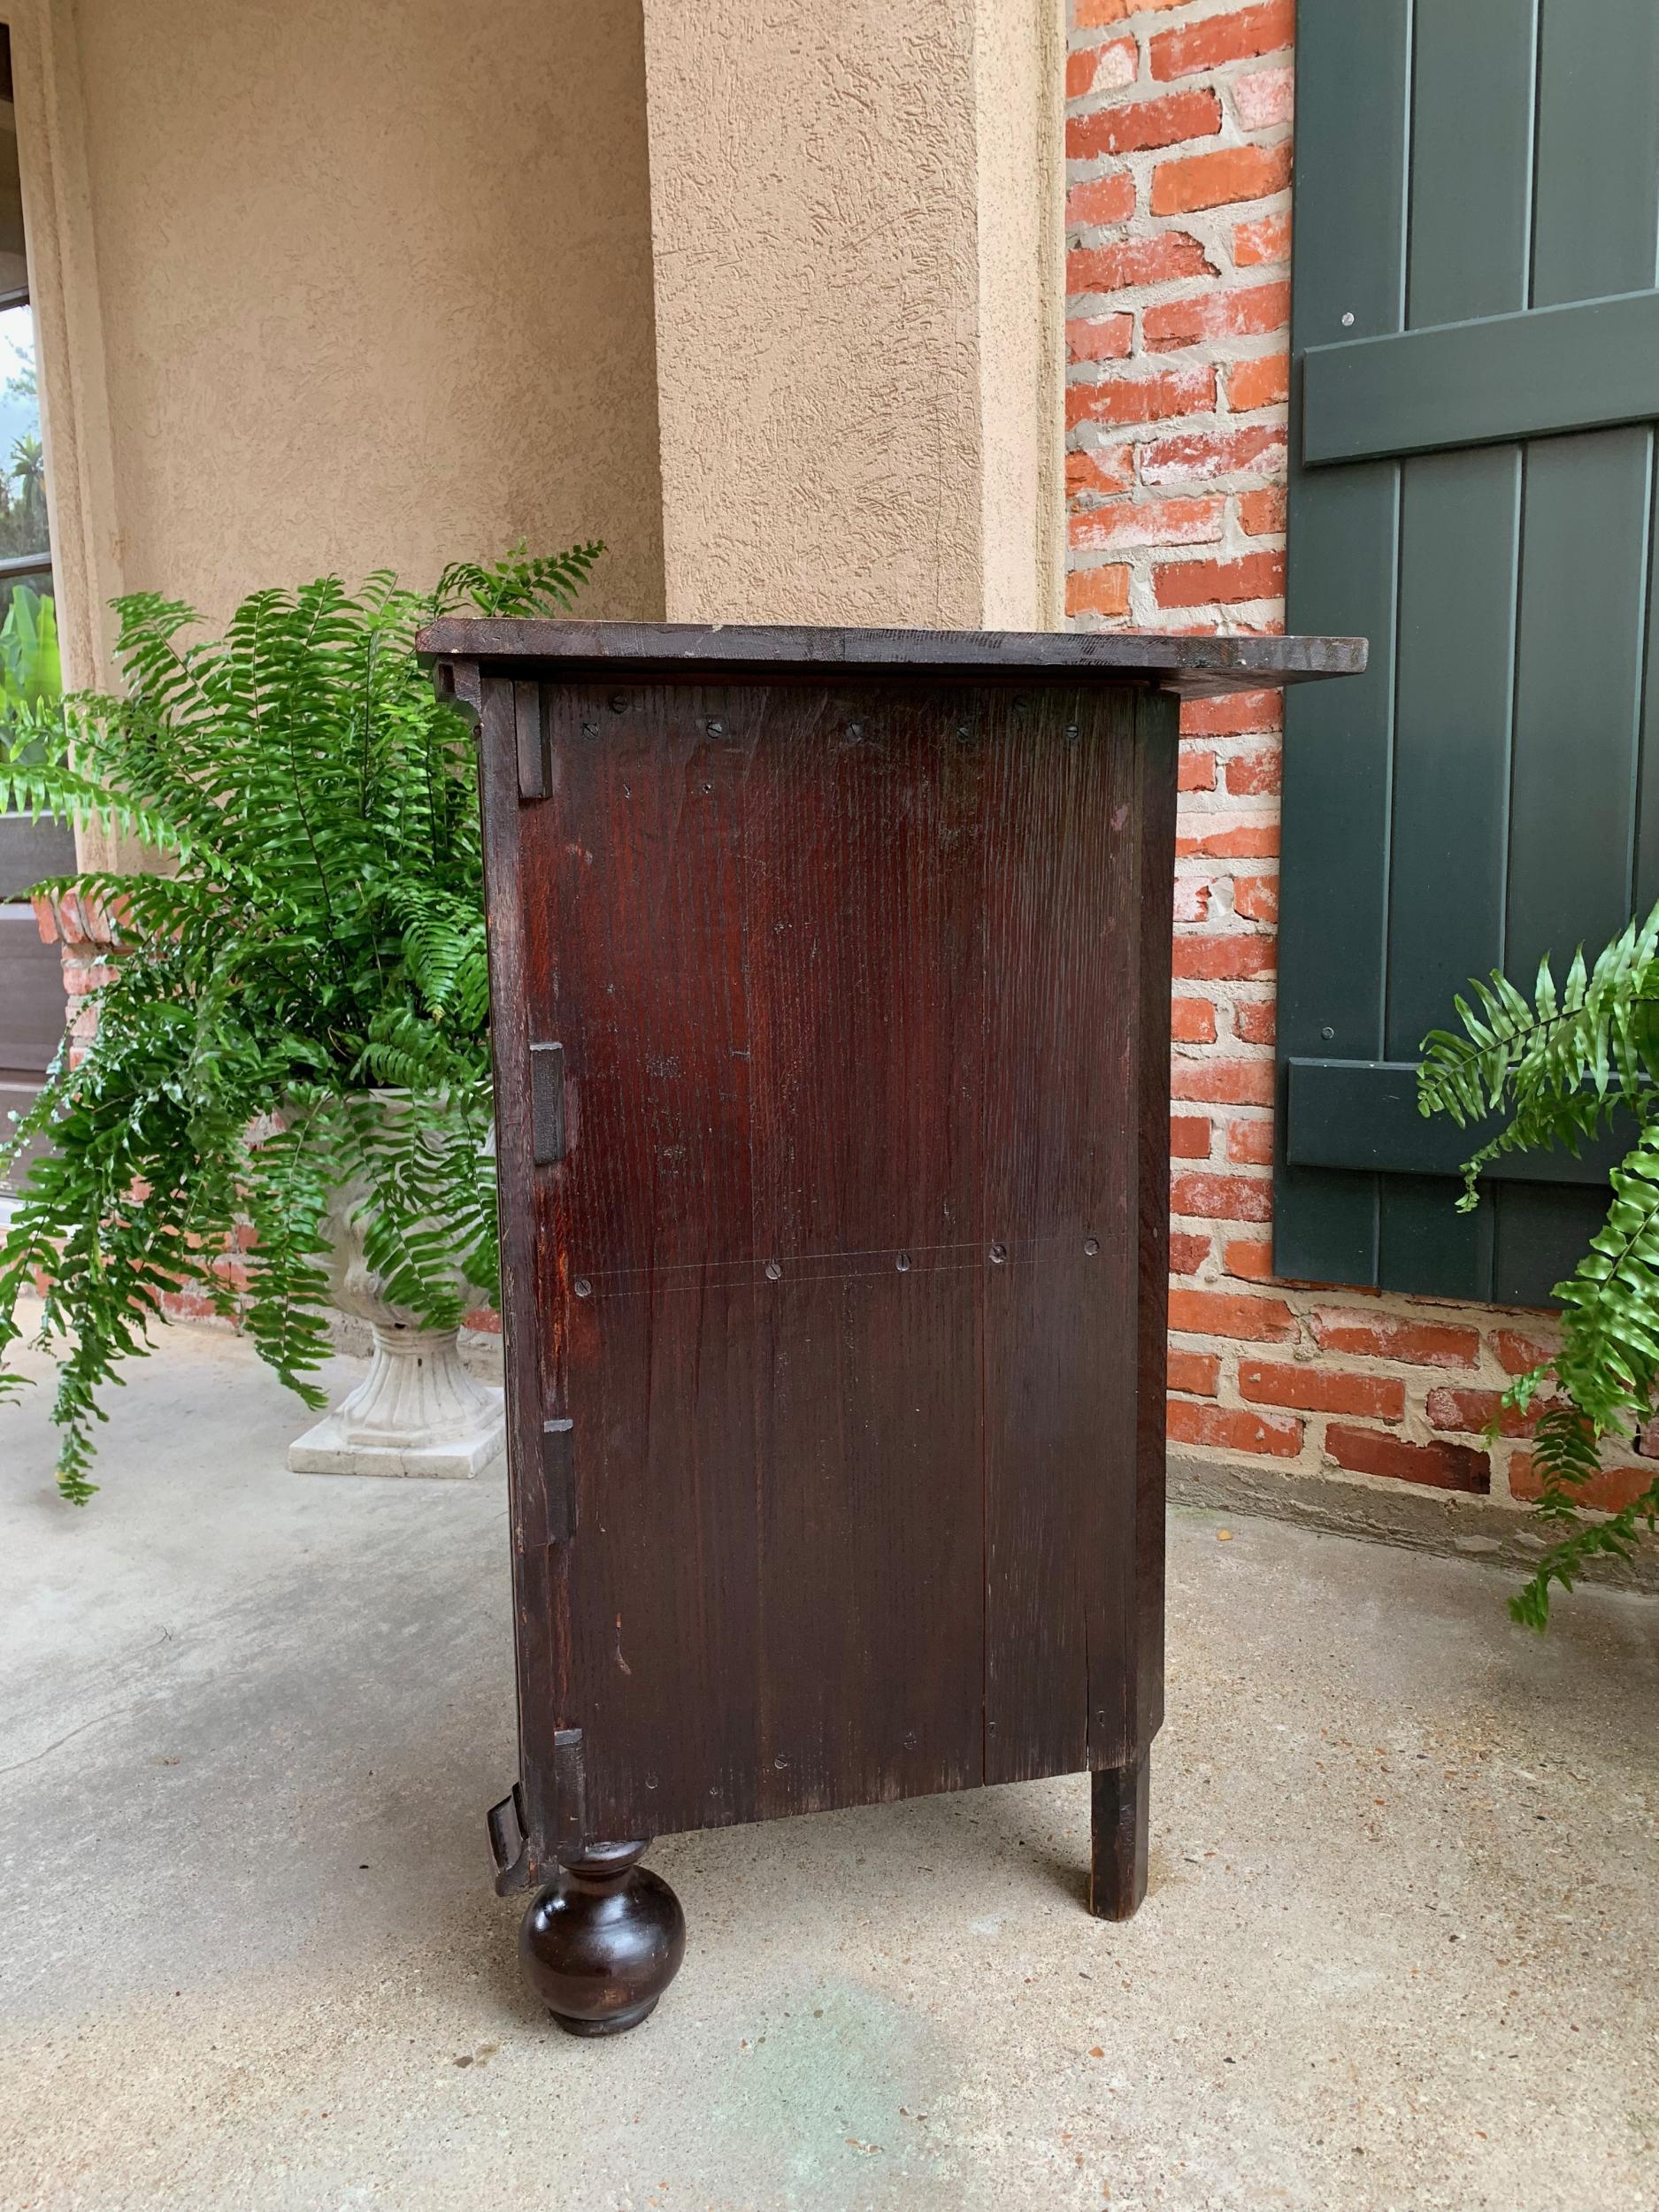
[518,1839,687,2036]
[1090,1750,1150,1921]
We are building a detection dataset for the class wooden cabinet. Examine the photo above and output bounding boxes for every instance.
[419,620,1363,2035]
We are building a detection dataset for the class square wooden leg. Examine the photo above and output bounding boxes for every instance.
[1089,1748,1150,1920]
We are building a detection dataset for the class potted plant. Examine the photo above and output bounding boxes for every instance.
[0,545,598,1500]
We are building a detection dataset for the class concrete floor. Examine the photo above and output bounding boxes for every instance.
[3,1309,1658,2212]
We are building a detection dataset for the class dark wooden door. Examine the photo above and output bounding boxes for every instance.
[487,670,1176,1845]
[1278,0,1659,1303]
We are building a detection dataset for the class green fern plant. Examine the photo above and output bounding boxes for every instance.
[0,545,599,1500]
[1418,902,1659,1625]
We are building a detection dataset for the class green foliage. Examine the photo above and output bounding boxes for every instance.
[0,544,599,1500]
[0,584,59,722]
[1418,902,1659,1625]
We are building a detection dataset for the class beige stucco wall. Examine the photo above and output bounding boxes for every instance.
[641,0,1062,629]
[12,0,1060,689]
[20,0,664,663]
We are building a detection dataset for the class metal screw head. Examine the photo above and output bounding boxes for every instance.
[580,719,600,737]
[1084,1236,1100,1258]
[989,1241,1008,1265]
[1341,311,1356,326]
[764,1258,782,1282]
[773,1754,789,1770]
[706,718,725,737]
[895,1251,912,1273]
[573,1275,593,1299]
[608,694,627,713]
[956,724,972,742]
[846,720,864,742]
[1064,723,1079,744]
[1321,1025,1335,1041]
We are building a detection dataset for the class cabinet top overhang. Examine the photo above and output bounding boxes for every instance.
[417,619,1365,700]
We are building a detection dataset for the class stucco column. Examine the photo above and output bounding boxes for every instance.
[641,0,1064,631]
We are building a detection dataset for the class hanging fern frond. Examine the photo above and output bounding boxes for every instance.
[0,545,601,1498]
[1418,896,1659,1624]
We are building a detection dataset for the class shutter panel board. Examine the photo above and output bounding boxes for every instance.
[1277,0,1410,1290]
[1506,429,1649,979]
[1280,0,1659,1309]
[1494,425,1652,1302]
[1532,0,1659,309]
[1276,471,1397,1291]
[1638,446,1659,908]
[1378,447,1520,1297]
[1302,294,1659,465]
[1407,0,1538,329]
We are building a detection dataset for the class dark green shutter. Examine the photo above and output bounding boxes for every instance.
[1277,0,1659,1307]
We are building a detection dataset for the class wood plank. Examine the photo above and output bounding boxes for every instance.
[417,618,1364,695]
[1302,289,1659,467]
[1277,469,1399,1288]
[1532,0,1659,310]
[1286,1058,1633,1185]
[1406,0,1538,330]
[980,687,1139,1785]
[1289,0,1412,348]
[1276,0,1413,1290]
[526,680,764,1842]
[474,672,564,1884]
[738,680,984,1822]
[1130,695,1177,1755]
[1379,445,1522,1295]
[1499,425,1653,1302]
[1506,429,1648,979]
[1493,1184,1616,1309]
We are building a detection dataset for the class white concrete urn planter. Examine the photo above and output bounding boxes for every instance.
[287,1126,504,1479]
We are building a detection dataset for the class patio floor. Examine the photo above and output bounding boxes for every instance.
[4,1304,1657,2212]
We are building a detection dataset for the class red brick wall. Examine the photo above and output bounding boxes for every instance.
[1063,0,1651,1514]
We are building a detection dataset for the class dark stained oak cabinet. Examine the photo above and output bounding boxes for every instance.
[419,621,1363,2036]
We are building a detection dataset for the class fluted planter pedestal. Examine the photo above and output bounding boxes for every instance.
[288,1321,504,1478]
[286,1114,504,1478]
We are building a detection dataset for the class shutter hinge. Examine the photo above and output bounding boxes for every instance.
[514,679,546,799]
[515,1416,576,1549]
[540,1417,577,1541]
[530,1040,566,1164]
[554,1727,588,1857]
[486,1781,531,1894]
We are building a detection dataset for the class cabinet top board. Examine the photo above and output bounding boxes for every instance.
[417,620,1365,699]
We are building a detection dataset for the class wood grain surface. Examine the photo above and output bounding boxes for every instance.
[421,618,1364,698]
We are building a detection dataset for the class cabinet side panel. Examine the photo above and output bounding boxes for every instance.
[476,672,562,1878]
[981,687,1144,1783]
[1133,693,1178,1751]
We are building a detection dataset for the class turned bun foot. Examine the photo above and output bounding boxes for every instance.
[519,1839,686,2036]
